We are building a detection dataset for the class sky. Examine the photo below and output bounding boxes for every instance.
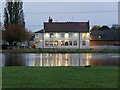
[0,0,119,32]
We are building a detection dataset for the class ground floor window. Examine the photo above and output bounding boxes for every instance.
[82,41,86,46]
[45,41,58,46]
[45,41,49,46]
[44,40,78,47]
[54,41,58,46]
[61,41,64,46]
[74,41,77,46]
[50,41,54,46]
[69,41,72,45]
[35,42,38,47]
[65,41,69,46]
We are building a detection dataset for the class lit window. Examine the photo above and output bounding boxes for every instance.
[54,41,58,46]
[82,41,86,46]
[82,33,87,38]
[55,33,59,38]
[61,33,64,38]
[65,41,68,46]
[65,33,69,38]
[50,41,53,46]
[45,41,49,46]
[61,41,64,46]
[74,41,77,46]
[82,33,89,38]
[50,33,54,38]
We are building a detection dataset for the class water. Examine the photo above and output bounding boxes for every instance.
[1,53,120,66]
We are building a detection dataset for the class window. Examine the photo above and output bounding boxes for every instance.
[50,33,54,38]
[69,41,72,45]
[82,41,86,46]
[50,41,53,46]
[61,33,64,38]
[54,41,58,46]
[61,41,64,46]
[35,42,38,46]
[45,41,49,46]
[82,33,87,38]
[82,33,89,38]
[65,41,68,46]
[74,41,77,46]
[65,33,69,38]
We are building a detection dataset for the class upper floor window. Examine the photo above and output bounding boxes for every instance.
[50,33,54,38]
[61,33,64,38]
[82,33,89,38]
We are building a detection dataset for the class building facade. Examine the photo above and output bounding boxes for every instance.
[90,30,120,46]
[34,20,90,49]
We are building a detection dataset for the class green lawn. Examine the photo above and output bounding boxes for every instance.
[2,66,118,88]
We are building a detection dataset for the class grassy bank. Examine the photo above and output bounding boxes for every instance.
[1,49,120,53]
[2,66,118,88]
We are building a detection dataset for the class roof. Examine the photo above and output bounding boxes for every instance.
[34,29,45,33]
[44,22,89,32]
[90,30,120,41]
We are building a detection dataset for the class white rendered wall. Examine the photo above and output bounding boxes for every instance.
[35,32,90,49]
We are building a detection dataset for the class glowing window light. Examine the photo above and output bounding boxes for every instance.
[44,33,49,38]
[82,33,89,38]
[65,33,69,38]
[55,33,59,38]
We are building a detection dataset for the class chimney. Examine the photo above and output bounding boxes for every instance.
[48,16,53,23]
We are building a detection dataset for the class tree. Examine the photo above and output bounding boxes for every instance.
[99,25,110,30]
[3,0,28,47]
[4,0,25,28]
[4,24,26,46]
[91,25,100,30]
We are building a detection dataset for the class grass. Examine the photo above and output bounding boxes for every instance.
[1,48,120,53]
[2,66,119,88]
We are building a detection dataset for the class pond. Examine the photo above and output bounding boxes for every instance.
[0,53,120,66]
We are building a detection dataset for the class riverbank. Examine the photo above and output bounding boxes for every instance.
[1,48,120,53]
[2,66,118,88]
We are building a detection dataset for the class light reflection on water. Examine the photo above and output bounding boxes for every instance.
[30,53,91,66]
[0,53,119,66]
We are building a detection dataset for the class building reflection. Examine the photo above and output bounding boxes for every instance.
[31,53,91,66]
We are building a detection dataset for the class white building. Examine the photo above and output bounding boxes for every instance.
[34,18,90,49]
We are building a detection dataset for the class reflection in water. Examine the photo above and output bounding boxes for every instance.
[1,53,120,66]
[31,54,91,67]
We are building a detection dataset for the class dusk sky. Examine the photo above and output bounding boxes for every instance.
[0,0,119,32]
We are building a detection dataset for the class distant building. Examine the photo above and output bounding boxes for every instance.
[34,18,90,49]
[90,30,120,46]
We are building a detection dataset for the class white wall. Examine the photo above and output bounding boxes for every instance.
[34,32,90,49]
